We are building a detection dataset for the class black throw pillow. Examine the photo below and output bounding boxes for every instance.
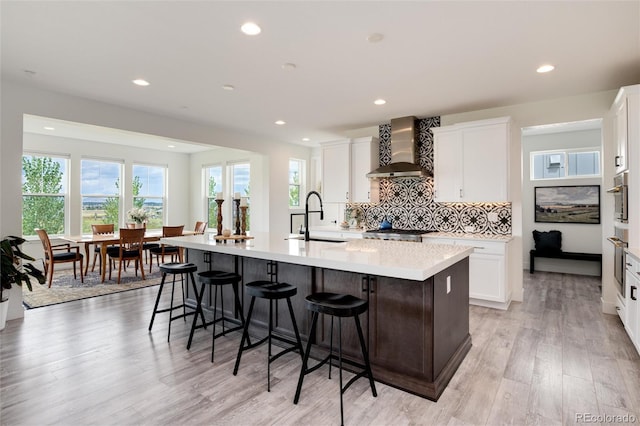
[533,230,562,253]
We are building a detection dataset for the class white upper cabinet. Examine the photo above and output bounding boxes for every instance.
[320,137,379,203]
[432,116,511,202]
[320,140,351,203]
[612,85,639,175]
[350,137,379,203]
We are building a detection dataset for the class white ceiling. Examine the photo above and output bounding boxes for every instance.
[2,1,639,149]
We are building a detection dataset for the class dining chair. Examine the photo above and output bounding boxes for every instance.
[90,223,115,273]
[126,222,158,265]
[149,225,184,273]
[35,228,84,288]
[107,228,146,284]
[194,221,207,234]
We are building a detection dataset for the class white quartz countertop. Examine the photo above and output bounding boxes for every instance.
[163,232,474,281]
[423,232,513,242]
[626,247,640,261]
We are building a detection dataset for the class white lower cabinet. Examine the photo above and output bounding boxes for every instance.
[425,237,512,309]
[624,252,640,353]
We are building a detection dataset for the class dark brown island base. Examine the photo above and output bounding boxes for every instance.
[183,248,471,401]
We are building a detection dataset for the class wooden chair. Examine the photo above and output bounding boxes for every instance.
[194,221,207,234]
[149,225,184,273]
[108,228,146,284]
[35,228,84,288]
[90,224,115,273]
[126,222,158,264]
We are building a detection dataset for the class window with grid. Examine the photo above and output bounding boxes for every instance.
[81,159,122,234]
[133,164,166,230]
[231,162,250,231]
[22,154,68,236]
[530,150,600,180]
[289,158,305,208]
[206,165,223,230]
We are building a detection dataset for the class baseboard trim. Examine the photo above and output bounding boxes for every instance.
[470,298,511,310]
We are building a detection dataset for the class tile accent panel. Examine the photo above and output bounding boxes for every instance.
[350,116,512,235]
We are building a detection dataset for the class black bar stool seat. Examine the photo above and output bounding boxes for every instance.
[186,270,246,363]
[148,262,204,342]
[233,280,304,392]
[294,292,377,426]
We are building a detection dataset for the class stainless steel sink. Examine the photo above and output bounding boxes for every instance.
[285,236,346,243]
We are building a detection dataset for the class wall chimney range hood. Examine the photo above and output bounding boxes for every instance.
[366,116,430,179]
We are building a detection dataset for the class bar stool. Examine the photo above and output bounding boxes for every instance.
[293,292,377,426]
[233,280,304,392]
[186,270,246,362]
[148,262,204,342]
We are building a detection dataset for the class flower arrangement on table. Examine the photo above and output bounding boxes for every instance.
[127,207,149,224]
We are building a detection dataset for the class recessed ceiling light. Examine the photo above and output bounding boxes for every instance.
[241,22,261,35]
[132,79,150,86]
[168,145,176,148]
[374,99,386,105]
[43,126,55,130]
[367,33,384,43]
[536,64,555,73]
[282,63,297,70]
[275,120,286,125]
[222,84,235,91]
[302,137,310,142]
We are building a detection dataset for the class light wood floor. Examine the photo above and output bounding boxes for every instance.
[1,271,639,425]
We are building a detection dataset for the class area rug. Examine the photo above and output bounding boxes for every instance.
[22,267,163,309]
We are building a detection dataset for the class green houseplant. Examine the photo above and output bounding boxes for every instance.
[1,236,45,330]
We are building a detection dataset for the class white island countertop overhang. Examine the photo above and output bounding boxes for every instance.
[163,232,474,281]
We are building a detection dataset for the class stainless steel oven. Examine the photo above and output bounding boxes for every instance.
[608,227,628,297]
[607,172,628,223]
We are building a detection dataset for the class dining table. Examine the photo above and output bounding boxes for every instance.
[62,230,196,283]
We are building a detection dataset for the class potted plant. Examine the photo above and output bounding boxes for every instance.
[1,236,45,330]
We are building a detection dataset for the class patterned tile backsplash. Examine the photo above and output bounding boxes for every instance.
[348,116,512,235]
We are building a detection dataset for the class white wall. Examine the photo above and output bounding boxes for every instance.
[522,128,602,275]
[1,79,312,320]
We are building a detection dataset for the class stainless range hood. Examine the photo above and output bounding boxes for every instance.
[366,116,430,179]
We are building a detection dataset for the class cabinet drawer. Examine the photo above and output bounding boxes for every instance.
[626,252,640,275]
[425,238,505,255]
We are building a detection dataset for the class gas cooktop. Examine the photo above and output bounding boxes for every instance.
[363,229,436,242]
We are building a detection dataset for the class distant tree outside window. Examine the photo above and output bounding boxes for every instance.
[133,165,165,229]
[22,155,67,236]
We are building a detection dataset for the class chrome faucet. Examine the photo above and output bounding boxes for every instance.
[304,191,324,241]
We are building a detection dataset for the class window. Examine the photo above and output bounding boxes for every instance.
[231,162,250,231]
[22,154,68,236]
[133,164,166,230]
[81,159,122,233]
[206,165,223,230]
[531,150,600,180]
[289,159,305,208]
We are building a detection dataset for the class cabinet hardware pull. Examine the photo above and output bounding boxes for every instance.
[632,285,637,301]
[361,276,368,293]
[346,191,349,200]
[459,189,463,198]
[615,156,621,167]
[626,262,633,266]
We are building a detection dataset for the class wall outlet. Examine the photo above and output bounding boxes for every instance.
[446,276,451,294]
[464,226,475,233]
[488,212,499,222]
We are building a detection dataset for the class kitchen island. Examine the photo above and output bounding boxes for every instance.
[163,232,474,401]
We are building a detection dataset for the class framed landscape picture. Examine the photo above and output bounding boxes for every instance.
[534,185,600,224]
